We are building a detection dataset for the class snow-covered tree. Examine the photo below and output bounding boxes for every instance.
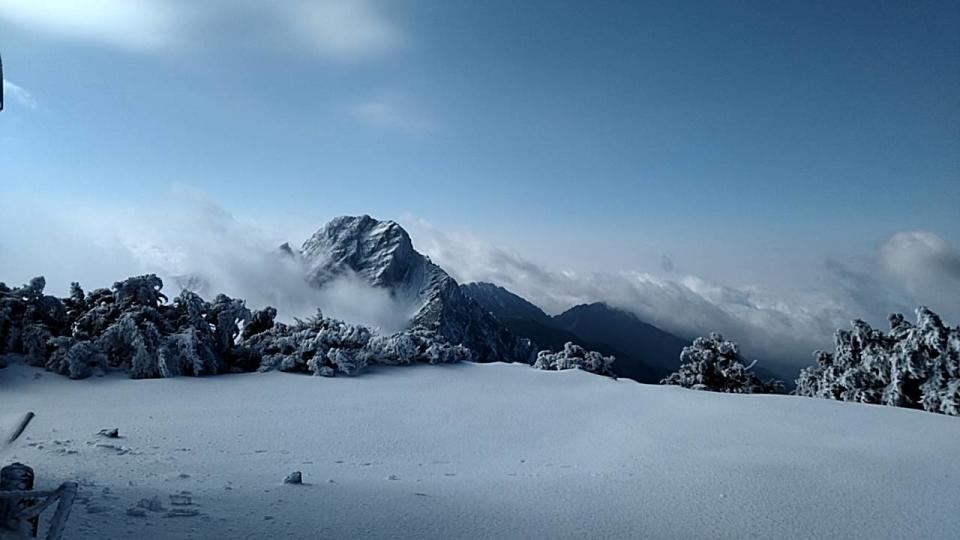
[533,342,615,376]
[46,337,107,379]
[795,307,960,415]
[1,272,481,380]
[661,333,783,394]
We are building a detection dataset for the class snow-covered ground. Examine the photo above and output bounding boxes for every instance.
[2,361,959,539]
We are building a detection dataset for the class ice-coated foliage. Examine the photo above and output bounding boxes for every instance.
[533,342,615,376]
[661,333,783,394]
[0,271,569,381]
[0,274,272,380]
[46,337,108,379]
[795,307,960,416]
[247,312,470,377]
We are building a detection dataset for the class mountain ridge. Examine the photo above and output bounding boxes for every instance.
[460,281,688,382]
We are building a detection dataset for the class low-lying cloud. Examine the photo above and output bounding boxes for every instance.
[880,231,960,317]
[0,190,409,333]
[407,220,960,376]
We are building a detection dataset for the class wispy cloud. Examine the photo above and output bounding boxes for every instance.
[0,0,186,51]
[2,79,37,109]
[283,0,404,60]
[0,188,411,333]
[349,96,432,134]
[0,1,404,61]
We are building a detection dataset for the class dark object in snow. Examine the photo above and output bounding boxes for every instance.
[283,471,302,485]
[164,508,200,518]
[98,428,119,439]
[168,493,192,506]
[0,463,79,540]
[1,462,37,536]
[795,307,960,416]
[661,333,783,394]
[4,412,35,446]
[136,496,165,512]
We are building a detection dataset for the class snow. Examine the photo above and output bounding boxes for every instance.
[2,361,959,539]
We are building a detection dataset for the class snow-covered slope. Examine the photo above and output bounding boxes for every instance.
[295,216,535,363]
[2,362,959,539]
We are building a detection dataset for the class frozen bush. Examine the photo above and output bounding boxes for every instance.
[0,271,480,380]
[46,337,107,379]
[795,307,960,415]
[661,333,782,394]
[533,342,615,376]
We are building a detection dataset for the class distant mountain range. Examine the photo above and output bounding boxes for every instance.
[461,282,688,382]
[286,215,693,383]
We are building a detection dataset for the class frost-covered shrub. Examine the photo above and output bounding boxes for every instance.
[1,272,480,380]
[209,294,252,356]
[533,342,615,376]
[46,337,107,379]
[661,333,782,394]
[362,333,418,365]
[21,325,53,366]
[97,313,165,379]
[422,341,475,364]
[795,307,960,415]
[114,274,166,308]
[247,311,374,375]
[158,329,221,377]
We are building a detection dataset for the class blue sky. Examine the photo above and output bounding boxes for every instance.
[1,1,958,364]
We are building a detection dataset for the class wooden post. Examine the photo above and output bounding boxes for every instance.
[43,483,77,540]
[1,462,38,537]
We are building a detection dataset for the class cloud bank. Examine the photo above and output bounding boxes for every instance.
[407,220,960,375]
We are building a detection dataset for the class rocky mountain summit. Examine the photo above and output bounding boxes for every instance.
[291,215,535,364]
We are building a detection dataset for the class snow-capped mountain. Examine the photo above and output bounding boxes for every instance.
[293,215,536,363]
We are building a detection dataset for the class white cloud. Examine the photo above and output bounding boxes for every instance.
[880,231,960,316]
[0,0,186,51]
[406,220,960,373]
[2,79,37,109]
[0,1,405,60]
[284,0,403,60]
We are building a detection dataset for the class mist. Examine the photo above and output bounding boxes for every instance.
[0,189,410,333]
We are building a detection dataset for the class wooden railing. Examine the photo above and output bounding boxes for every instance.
[0,463,78,540]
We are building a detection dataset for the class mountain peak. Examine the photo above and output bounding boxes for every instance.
[300,215,416,289]
[293,216,535,364]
